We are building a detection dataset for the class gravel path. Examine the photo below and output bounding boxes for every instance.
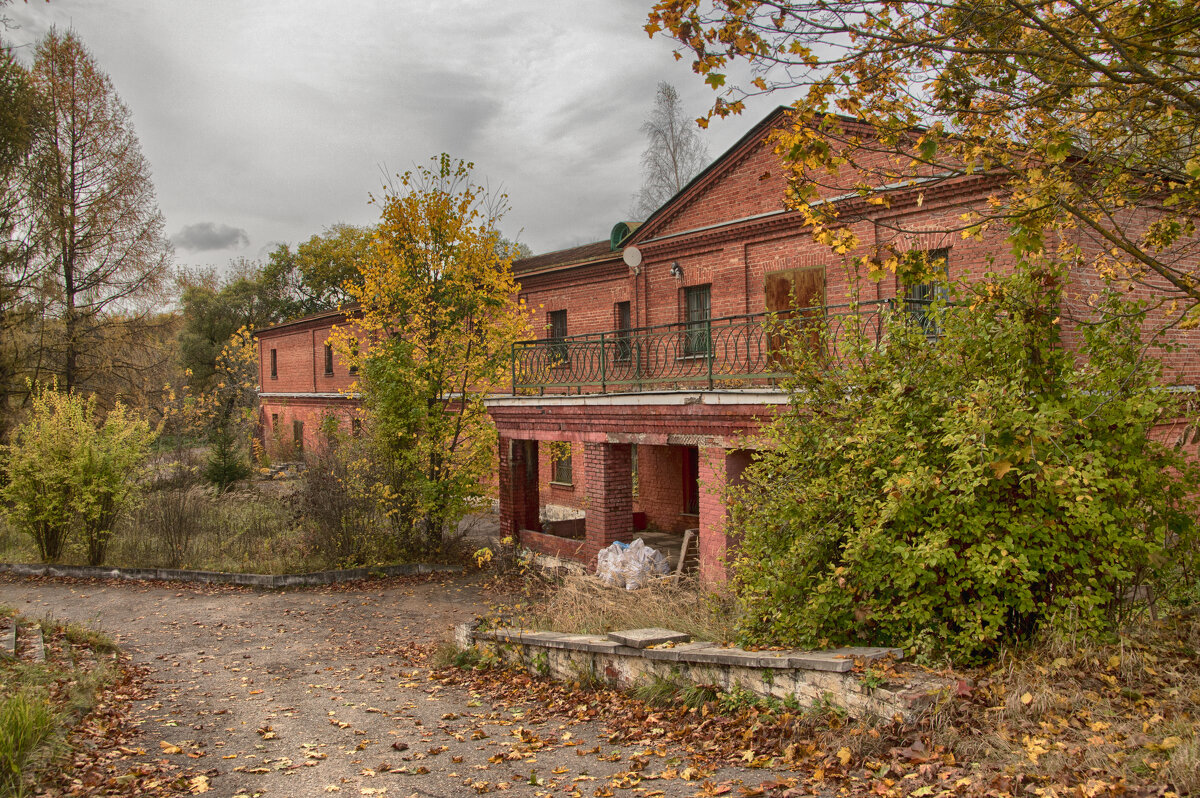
[0,573,769,798]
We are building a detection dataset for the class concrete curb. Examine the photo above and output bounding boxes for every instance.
[0,561,463,588]
[456,622,948,721]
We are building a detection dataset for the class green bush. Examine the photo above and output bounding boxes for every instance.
[2,384,155,564]
[731,264,1199,663]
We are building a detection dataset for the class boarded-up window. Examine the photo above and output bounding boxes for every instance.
[293,419,304,453]
[764,266,825,359]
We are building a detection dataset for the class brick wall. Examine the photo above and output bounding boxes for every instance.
[636,445,692,533]
[258,321,358,396]
[259,398,360,458]
[581,442,633,564]
[697,448,752,583]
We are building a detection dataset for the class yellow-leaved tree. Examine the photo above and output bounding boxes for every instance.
[332,155,530,554]
[646,0,1200,321]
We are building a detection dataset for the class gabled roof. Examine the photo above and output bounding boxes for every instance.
[254,305,357,338]
[513,240,620,277]
[625,106,793,248]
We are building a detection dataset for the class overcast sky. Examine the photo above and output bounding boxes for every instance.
[3,0,797,272]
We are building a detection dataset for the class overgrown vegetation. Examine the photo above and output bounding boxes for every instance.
[731,264,1200,663]
[0,609,118,797]
[475,570,1199,795]
[521,572,739,644]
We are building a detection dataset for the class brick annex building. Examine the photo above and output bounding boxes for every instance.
[256,107,1199,583]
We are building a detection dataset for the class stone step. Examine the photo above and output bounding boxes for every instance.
[16,622,45,664]
[0,616,15,659]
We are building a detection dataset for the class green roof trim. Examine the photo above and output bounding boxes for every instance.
[610,221,640,251]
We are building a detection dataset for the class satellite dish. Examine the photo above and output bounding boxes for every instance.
[622,246,643,268]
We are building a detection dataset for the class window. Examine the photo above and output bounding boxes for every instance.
[551,443,573,485]
[324,344,334,376]
[548,309,568,366]
[615,301,632,362]
[351,418,362,438]
[683,284,711,357]
[349,343,359,375]
[904,248,950,337]
[292,419,304,453]
[271,413,279,429]
[270,348,278,379]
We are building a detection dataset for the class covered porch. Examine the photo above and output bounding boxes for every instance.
[488,391,783,583]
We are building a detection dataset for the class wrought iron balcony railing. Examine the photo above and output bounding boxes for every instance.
[511,298,939,395]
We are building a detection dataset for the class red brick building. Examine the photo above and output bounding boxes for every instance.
[257,106,1198,582]
[255,308,360,456]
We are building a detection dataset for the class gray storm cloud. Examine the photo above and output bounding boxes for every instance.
[172,222,250,252]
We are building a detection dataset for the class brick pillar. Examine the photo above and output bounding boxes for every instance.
[583,442,633,566]
[698,447,752,584]
[499,438,540,539]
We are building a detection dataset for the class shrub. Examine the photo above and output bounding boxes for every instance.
[731,264,1199,663]
[202,422,250,491]
[2,384,155,564]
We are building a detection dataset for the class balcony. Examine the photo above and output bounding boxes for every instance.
[511,298,938,395]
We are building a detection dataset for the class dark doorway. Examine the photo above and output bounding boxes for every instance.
[682,445,700,516]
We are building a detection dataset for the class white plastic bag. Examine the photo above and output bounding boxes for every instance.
[596,540,629,588]
[597,538,670,590]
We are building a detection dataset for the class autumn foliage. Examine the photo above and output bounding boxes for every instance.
[332,155,530,554]
[731,266,1200,663]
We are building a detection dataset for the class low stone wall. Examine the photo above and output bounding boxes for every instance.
[0,562,461,588]
[520,529,587,562]
[454,624,948,721]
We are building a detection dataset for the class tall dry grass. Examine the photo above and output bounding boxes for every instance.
[522,573,740,643]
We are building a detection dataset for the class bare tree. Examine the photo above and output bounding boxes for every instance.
[632,82,709,220]
[26,28,171,395]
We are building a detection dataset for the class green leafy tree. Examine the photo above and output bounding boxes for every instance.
[646,0,1200,318]
[261,223,371,317]
[332,155,531,554]
[731,265,1199,663]
[177,260,291,393]
[2,382,155,564]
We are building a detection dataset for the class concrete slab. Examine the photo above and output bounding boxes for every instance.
[607,628,691,649]
[824,646,905,662]
[640,641,717,662]
[694,648,802,669]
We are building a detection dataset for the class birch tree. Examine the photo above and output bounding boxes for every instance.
[632,82,709,220]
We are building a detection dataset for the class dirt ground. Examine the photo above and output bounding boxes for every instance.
[0,572,775,798]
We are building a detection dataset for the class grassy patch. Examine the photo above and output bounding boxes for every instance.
[0,609,118,797]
